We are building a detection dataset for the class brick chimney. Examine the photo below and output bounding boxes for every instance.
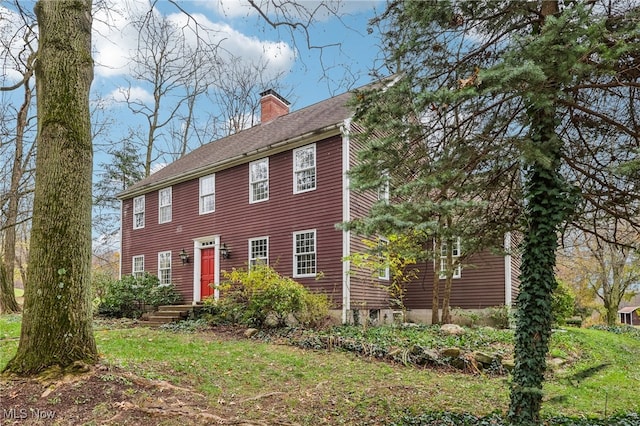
[260,89,290,123]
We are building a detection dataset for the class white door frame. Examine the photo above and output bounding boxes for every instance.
[192,235,221,303]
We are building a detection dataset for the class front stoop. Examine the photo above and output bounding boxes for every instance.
[144,304,202,327]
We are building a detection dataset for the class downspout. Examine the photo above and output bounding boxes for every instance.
[504,232,512,307]
[341,118,352,323]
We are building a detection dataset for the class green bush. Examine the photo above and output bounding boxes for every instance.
[213,264,330,328]
[98,273,182,318]
[552,280,576,325]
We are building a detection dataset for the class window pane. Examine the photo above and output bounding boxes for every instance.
[252,181,268,201]
[296,169,316,191]
[200,176,214,194]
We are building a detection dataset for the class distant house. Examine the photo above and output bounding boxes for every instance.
[117,85,520,324]
[618,306,640,326]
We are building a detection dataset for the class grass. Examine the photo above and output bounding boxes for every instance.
[1,316,639,424]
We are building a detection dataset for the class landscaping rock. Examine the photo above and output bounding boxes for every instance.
[473,351,495,366]
[440,347,461,358]
[422,349,439,362]
[244,328,259,338]
[547,357,566,369]
[501,359,515,372]
[440,324,465,335]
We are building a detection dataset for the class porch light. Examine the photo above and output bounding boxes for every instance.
[179,248,189,264]
[220,243,231,259]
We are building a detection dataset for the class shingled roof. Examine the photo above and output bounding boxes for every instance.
[117,89,356,199]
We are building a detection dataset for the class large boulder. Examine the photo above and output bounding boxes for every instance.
[440,323,466,335]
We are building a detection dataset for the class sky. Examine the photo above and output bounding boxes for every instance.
[90,0,384,110]
[2,0,385,153]
[0,0,386,248]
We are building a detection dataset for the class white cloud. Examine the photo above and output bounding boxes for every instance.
[107,85,153,104]
[92,0,295,80]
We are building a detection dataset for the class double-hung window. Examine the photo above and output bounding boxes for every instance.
[439,237,462,279]
[199,174,215,214]
[158,251,172,285]
[249,158,269,203]
[378,238,390,280]
[249,237,269,268]
[378,170,390,203]
[132,255,144,278]
[294,230,316,277]
[158,187,172,223]
[293,144,316,193]
[133,195,145,229]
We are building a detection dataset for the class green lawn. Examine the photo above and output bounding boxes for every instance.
[1,316,639,424]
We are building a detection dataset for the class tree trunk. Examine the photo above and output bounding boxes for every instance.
[0,266,20,314]
[3,0,97,375]
[0,66,33,315]
[431,236,441,325]
[508,3,568,424]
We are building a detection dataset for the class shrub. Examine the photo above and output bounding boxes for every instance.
[552,280,575,325]
[294,290,332,329]
[215,264,330,328]
[98,273,182,318]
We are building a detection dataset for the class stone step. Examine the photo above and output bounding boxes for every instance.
[151,310,188,318]
[157,304,202,312]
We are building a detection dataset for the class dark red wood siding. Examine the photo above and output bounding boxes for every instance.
[404,250,509,310]
[346,126,393,309]
[121,135,346,305]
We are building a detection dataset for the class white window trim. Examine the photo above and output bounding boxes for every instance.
[249,158,269,203]
[199,174,215,214]
[248,236,269,268]
[158,251,172,285]
[439,237,462,279]
[133,195,145,229]
[293,229,317,278]
[293,144,317,194]
[132,255,144,278]
[378,238,390,280]
[158,187,172,224]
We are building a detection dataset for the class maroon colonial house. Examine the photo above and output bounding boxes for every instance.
[118,86,519,324]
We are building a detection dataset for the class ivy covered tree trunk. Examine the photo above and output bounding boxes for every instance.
[3,0,97,375]
[509,109,571,426]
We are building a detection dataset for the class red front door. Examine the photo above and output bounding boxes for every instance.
[200,248,215,299]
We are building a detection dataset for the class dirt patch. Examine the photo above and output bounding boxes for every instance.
[1,364,267,426]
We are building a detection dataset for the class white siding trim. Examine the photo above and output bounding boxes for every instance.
[119,200,123,280]
[504,232,512,307]
[341,118,352,323]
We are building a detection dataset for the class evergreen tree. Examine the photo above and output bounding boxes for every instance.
[350,1,639,424]
[93,140,144,244]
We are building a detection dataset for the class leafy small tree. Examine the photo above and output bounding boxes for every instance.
[551,280,575,326]
[347,232,422,320]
